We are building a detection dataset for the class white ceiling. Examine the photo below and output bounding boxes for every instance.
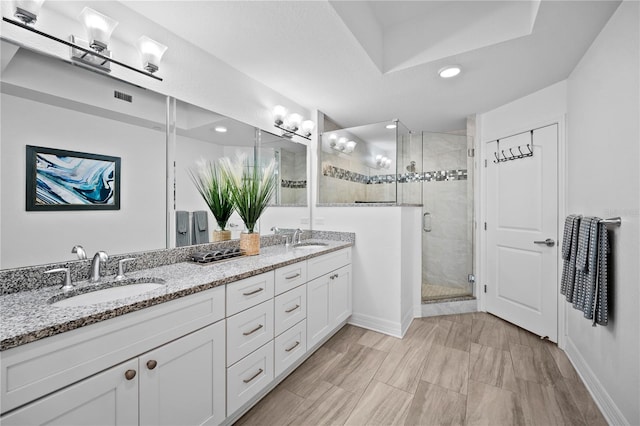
[121,0,620,132]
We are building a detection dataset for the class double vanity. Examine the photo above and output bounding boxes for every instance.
[0,235,353,425]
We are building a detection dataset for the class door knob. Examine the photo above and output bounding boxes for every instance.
[533,238,555,247]
[124,369,136,380]
[146,360,158,370]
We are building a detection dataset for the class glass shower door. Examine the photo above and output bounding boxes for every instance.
[421,131,474,302]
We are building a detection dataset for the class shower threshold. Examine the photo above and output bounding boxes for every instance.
[422,283,474,304]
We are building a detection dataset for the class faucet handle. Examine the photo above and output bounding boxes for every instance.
[115,258,136,281]
[45,268,73,292]
[271,226,280,234]
[71,245,87,260]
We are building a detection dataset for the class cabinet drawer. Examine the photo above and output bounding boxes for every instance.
[226,272,274,316]
[274,285,307,337]
[274,320,307,378]
[307,248,351,281]
[274,262,307,295]
[227,341,274,415]
[227,300,274,366]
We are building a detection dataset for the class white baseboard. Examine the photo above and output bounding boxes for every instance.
[565,337,629,426]
[348,313,403,338]
[401,308,414,337]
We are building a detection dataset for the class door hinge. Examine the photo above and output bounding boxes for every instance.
[484,222,487,230]
[468,148,475,157]
[484,284,487,293]
[484,159,487,167]
[468,274,475,284]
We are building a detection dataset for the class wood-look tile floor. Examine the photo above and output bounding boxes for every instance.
[235,313,607,426]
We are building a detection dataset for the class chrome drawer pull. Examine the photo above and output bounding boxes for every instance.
[285,341,300,352]
[242,287,264,296]
[243,368,264,383]
[285,304,300,313]
[285,272,301,280]
[242,324,264,336]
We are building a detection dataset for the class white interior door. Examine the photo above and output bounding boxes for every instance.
[485,124,558,341]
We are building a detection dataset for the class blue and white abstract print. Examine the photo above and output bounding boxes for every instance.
[35,153,115,206]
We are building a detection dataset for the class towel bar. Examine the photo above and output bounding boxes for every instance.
[600,217,621,226]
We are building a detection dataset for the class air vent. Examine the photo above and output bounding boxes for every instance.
[114,90,132,103]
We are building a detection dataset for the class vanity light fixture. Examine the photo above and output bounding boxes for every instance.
[375,154,392,169]
[327,133,357,154]
[272,105,314,140]
[136,36,168,74]
[439,65,461,78]
[11,0,45,25]
[79,7,118,52]
[214,126,227,133]
[2,5,164,81]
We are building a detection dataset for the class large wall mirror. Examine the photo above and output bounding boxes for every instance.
[0,41,309,269]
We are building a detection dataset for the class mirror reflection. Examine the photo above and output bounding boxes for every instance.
[0,42,310,268]
[259,131,307,207]
[1,43,167,269]
[319,121,399,204]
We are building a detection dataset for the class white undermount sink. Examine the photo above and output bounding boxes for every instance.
[50,281,165,308]
[293,243,329,250]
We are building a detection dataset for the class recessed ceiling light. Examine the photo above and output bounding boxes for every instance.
[386,124,397,129]
[214,126,227,133]
[438,65,461,78]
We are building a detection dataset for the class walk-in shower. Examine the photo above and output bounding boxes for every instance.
[397,129,475,303]
[420,131,474,302]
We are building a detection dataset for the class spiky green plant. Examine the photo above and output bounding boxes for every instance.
[220,153,276,233]
[189,159,235,231]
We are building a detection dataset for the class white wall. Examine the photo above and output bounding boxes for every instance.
[565,2,640,424]
[0,93,166,268]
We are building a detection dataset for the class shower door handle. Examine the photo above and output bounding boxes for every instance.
[423,212,432,232]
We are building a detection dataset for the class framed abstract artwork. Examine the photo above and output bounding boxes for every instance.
[26,145,121,211]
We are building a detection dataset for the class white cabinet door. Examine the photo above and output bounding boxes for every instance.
[139,321,226,426]
[1,359,138,426]
[330,265,352,327]
[306,274,331,349]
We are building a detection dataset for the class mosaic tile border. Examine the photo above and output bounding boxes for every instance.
[323,163,467,185]
[281,179,307,189]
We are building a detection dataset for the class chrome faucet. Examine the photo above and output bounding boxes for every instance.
[45,267,74,292]
[89,251,108,282]
[71,245,87,260]
[293,228,303,245]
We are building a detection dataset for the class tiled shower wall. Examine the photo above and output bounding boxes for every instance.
[280,149,306,205]
[422,131,472,292]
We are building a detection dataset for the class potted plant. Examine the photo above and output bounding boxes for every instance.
[220,153,276,255]
[189,159,235,241]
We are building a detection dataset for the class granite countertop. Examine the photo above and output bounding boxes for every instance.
[0,240,352,351]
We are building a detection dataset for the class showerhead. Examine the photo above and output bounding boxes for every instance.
[406,161,416,172]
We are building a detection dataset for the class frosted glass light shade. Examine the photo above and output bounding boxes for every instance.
[337,137,347,150]
[301,120,315,136]
[345,141,357,153]
[79,7,118,51]
[273,105,287,125]
[12,0,45,24]
[137,36,167,73]
[286,113,303,131]
[328,134,337,147]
